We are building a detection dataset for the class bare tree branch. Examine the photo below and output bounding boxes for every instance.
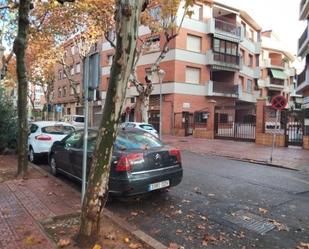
[104,31,116,49]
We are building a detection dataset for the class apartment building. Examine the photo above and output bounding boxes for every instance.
[258,31,295,105]
[298,0,309,110]
[52,1,296,138]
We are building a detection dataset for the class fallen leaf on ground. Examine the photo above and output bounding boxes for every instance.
[92,244,102,249]
[258,208,268,214]
[202,233,218,246]
[24,235,42,246]
[296,242,309,249]
[129,243,142,249]
[168,242,180,249]
[173,210,183,215]
[194,187,202,194]
[208,193,215,197]
[268,219,288,231]
[124,237,130,243]
[197,224,206,230]
[130,212,138,216]
[57,238,71,248]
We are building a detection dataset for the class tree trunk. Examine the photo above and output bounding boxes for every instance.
[140,94,149,123]
[77,0,146,244]
[13,0,31,177]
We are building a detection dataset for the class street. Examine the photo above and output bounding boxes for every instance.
[40,151,309,248]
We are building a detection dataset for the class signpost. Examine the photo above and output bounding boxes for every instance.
[270,95,287,163]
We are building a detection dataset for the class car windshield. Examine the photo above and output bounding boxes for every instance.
[115,130,162,150]
[42,125,75,135]
[139,124,155,131]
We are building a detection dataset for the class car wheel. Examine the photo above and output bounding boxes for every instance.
[50,155,58,176]
[29,147,38,164]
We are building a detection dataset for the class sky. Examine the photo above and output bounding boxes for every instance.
[216,0,305,56]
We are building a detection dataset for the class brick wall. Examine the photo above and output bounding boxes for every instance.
[193,129,214,139]
[303,136,309,150]
[256,133,286,147]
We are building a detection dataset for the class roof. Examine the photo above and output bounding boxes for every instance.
[32,121,74,127]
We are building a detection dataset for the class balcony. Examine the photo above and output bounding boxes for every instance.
[206,50,241,71]
[298,25,309,58]
[238,83,260,102]
[258,77,285,90]
[240,65,260,79]
[297,66,309,93]
[206,80,238,98]
[300,0,309,20]
[260,58,286,70]
[241,37,261,54]
[206,18,243,42]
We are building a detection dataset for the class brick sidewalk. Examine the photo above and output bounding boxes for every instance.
[163,135,309,172]
[0,155,81,249]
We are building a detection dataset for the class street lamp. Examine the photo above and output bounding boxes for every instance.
[157,69,165,140]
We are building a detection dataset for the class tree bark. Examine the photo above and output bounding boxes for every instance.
[140,93,149,122]
[77,0,146,243]
[13,0,31,177]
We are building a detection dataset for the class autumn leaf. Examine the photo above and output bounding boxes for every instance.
[92,244,102,249]
[57,238,71,248]
[296,242,309,249]
[202,233,218,246]
[258,207,268,214]
[129,243,142,249]
[124,237,130,243]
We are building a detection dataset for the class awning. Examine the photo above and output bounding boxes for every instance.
[270,69,287,80]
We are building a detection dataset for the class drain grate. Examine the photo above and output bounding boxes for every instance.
[223,210,275,235]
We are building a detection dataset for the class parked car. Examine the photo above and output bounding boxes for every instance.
[49,128,182,196]
[120,122,159,138]
[63,115,85,128]
[28,121,75,163]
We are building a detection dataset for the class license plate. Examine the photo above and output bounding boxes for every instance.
[148,180,170,191]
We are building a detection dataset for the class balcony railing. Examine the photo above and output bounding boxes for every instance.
[214,19,241,37]
[213,81,239,95]
[213,51,240,66]
[298,68,306,87]
[270,78,284,86]
[299,27,308,51]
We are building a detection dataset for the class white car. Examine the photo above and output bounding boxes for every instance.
[28,121,75,163]
[62,115,85,128]
[120,122,159,138]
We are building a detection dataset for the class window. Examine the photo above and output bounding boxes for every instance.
[240,49,245,64]
[249,29,254,41]
[248,54,253,67]
[187,35,201,52]
[63,86,67,97]
[239,76,244,89]
[58,88,62,97]
[70,86,74,95]
[148,5,161,21]
[76,63,81,73]
[213,38,238,55]
[246,79,252,93]
[255,54,259,67]
[42,125,75,135]
[145,68,159,83]
[189,4,202,20]
[107,55,113,65]
[195,112,209,124]
[64,131,83,149]
[185,67,200,84]
[144,35,160,53]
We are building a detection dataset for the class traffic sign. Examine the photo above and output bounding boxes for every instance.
[271,95,287,111]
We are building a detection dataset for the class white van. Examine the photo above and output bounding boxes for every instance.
[63,115,84,128]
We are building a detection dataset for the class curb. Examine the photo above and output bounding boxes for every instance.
[29,162,167,249]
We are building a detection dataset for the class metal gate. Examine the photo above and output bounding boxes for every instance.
[174,112,194,136]
[214,104,256,142]
[282,110,305,146]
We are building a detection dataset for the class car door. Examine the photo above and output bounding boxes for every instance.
[56,130,83,175]
[71,130,98,180]
[28,124,39,151]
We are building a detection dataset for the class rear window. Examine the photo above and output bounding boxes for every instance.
[73,116,84,123]
[115,130,162,150]
[42,125,75,135]
[139,124,155,131]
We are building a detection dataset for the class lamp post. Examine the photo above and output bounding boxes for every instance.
[157,69,165,140]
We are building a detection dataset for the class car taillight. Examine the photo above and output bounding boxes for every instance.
[116,153,144,172]
[35,134,52,141]
[169,149,181,162]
